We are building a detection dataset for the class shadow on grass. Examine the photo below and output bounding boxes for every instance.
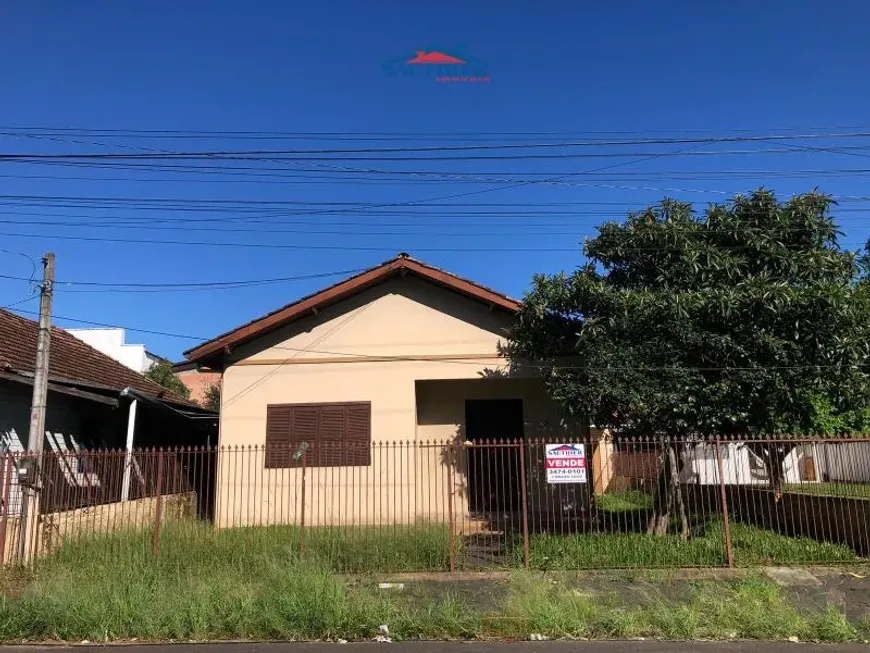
[515,519,861,569]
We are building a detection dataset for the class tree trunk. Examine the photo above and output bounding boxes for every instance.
[647,442,687,536]
[744,441,792,503]
[768,451,785,502]
[674,461,690,540]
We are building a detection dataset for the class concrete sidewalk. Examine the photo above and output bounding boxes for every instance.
[2,642,867,653]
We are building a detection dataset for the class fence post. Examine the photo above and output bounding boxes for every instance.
[299,451,307,560]
[447,443,456,573]
[713,438,734,568]
[518,440,530,570]
[152,450,165,561]
[0,455,12,565]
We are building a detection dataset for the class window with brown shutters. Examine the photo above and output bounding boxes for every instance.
[265,402,371,468]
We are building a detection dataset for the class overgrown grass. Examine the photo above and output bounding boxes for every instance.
[518,520,860,569]
[0,520,467,642]
[42,513,864,578]
[785,482,870,500]
[0,553,863,642]
[1,519,867,644]
[0,516,862,641]
[502,575,861,641]
[47,519,453,573]
[520,527,724,569]
[595,489,654,513]
[725,521,860,565]
[0,560,405,641]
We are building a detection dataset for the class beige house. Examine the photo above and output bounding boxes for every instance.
[185,254,587,529]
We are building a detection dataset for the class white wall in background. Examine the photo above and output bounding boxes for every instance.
[67,328,157,373]
[679,442,805,485]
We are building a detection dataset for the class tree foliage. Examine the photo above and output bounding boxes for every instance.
[508,190,870,526]
[203,381,221,412]
[145,360,191,400]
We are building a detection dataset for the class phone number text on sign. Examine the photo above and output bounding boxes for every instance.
[544,444,587,484]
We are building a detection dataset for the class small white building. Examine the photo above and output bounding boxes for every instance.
[66,328,166,374]
[679,442,807,485]
[680,441,870,485]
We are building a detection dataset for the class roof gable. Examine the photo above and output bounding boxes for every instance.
[0,309,192,405]
[185,254,520,365]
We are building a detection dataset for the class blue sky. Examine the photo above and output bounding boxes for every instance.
[1,0,870,359]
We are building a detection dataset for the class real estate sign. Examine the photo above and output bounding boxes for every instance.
[545,443,587,484]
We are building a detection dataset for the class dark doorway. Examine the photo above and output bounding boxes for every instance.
[465,399,524,513]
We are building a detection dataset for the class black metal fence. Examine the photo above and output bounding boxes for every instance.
[1,435,868,569]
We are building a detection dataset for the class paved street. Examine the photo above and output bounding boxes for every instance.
[3,642,867,653]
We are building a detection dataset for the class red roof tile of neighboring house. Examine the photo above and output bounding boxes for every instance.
[0,308,193,406]
[185,253,521,365]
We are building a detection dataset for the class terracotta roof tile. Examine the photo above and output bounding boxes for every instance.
[0,309,193,405]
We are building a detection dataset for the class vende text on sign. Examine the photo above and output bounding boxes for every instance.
[544,443,587,484]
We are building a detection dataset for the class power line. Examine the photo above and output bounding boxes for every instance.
[0,193,723,208]
[0,231,585,252]
[11,308,207,341]
[0,231,863,296]
[7,125,870,139]
[0,219,601,235]
[0,268,367,292]
[0,141,706,229]
[0,154,833,197]
[11,168,870,188]
[1,217,865,241]
[12,160,870,190]
[262,343,870,373]
[20,158,870,182]
[16,168,870,180]
[221,302,376,407]
[4,130,870,158]
[0,247,37,284]
[1,141,708,232]
[8,306,867,374]
[0,229,863,257]
[13,151,870,200]
[0,196,674,206]
[10,144,870,163]
[0,292,38,310]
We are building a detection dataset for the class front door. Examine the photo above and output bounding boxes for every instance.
[464,399,524,513]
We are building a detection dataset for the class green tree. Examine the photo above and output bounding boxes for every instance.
[203,381,221,412]
[145,360,191,400]
[509,190,870,535]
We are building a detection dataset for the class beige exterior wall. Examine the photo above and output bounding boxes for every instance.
[216,277,568,529]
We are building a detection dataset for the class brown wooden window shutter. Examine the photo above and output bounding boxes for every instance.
[265,402,371,468]
[265,405,293,468]
[345,402,372,466]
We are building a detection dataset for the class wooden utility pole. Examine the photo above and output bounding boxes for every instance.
[18,253,54,564]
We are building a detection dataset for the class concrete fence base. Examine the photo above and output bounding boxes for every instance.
[1,492,196,563]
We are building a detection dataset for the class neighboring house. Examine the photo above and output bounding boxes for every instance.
[0,309,218,516]
[595,439,870,495]
[0,310,217,516]
[184,254,581,528]
[172,361,221,405]
[67,328,167,373]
